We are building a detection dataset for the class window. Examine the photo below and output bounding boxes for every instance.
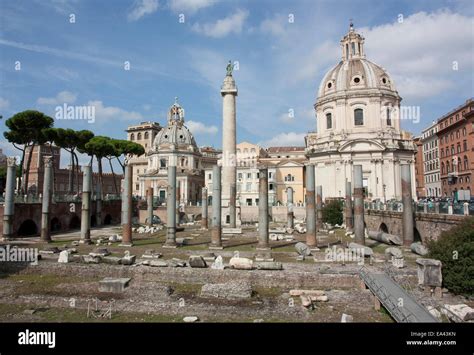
[457,143,461,153]
[464,156,469,170]
[351,42,355,55]
[137,133,142,140]
[269,183,274,191]
[246,198,252,206]
[269,172,273,179]
[463,140,468,151]
[446,162,450,173]
[463,127,467,136]
[160,158,167,168]
[136,184,139,190]
[246,183,251,192]
[209,173,212,180]
[354,109,364,126]
[247,173,251,179]
[145,132,149,139]
[326,112,332,129]
[386,107,392,126]
[456,130,460,139]
[130,133,135,141]
[238,173,242,179]
[345,43,349,59]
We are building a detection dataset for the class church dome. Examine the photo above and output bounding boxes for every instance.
[317,23,398,100]
[153,98,198,151]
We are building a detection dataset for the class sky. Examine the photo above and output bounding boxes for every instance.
[0,0,473,170]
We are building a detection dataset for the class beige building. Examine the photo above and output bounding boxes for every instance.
[260,146,307,206]
[126,121,162,195]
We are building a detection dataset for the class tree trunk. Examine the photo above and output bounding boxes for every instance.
[24,143,35,195]
[68,151,74,194]
[74,152,80,194]
[97,156,104,197]
[108,158,119,194]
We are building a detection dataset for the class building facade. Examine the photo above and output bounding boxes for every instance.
[413,137,425,198]
[437,98,474,199]
[23,144,122,196]
[305,24,416,201]
[260,146,307,205]
[421,122,441,197]
[138,99,205,205]
[126,121,162,196]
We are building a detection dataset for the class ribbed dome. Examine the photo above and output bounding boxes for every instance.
[154,121,197,149]
[153,98,198,151]
[317,23,397,100]
[317,58,396,98]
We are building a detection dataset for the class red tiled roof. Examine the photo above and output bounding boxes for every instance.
[267,146,305,153]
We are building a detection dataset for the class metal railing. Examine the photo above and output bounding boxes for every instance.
[364,200,473,216]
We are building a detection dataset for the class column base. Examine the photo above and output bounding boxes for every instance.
[209,245,224,250]
[119,243,134,247]
[162,243,177,249]
[79,239,93,245]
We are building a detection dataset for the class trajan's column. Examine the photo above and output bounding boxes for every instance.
[221,61,238,226]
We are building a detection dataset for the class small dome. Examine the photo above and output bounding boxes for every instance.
[153,98,198,151]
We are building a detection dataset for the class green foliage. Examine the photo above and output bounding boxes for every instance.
[112,139,145,157]
[3,110,54,146]
[322,200,343,226]
[427,217,474,296]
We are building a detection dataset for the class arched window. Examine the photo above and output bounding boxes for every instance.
[446,161,450,173]
[145,132,149,139]
[137,133,142,140]
[130,133,135,141]
[326,113,332,129]
[441,150,444,158]
[464,156,469,170]
[354,108,364,126]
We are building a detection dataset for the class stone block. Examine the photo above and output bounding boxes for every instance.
[102,256,122,265]
[121,255,136,265]
[255,261,283,270]
[411,242,429,256]
[57,250,69,263]
[295,242,311,256]
[229,257,253,270]
[416,258,442,287]
[444,304,474,322]
[99,277,131,293]
[189,255,207,268]
[341,313,353,322]
[83,255,101,264]
[348,242,373,257]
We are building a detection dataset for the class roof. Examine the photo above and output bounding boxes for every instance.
[267,146,305,153]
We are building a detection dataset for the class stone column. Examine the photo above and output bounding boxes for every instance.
[287,187,294,229]
[176,183,181,225]
[40,156,53,242]
[96,180,102,227]
[345,180,353,232]
[305,165,317,247]
[210,165,222,249]
[201,187,208,229]
[401,164,414,246]
[147,187,154,226]
[353,165,365,245]
[229,183,236,227]
[121,163,133,246]
[316,185,323,232]
[80,165,92,244]
[164,165,177,248]
[258,167,269,249]
[221,71,238,227]
[2,157,16,240]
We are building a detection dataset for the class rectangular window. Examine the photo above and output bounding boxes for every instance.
[246,198,252,206]
[354,108,364,126]
[386,107,391,126]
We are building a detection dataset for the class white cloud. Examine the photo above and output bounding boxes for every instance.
[259,132,306,148]
[128,0,159,22]
[87,100,143,122]
[37,91,77,105]
[186,120,218,135]
[260,14,287,36]
[359,10,473,98]
[0,97,10,110]
[168,0,216,14]
[192,9,249,38]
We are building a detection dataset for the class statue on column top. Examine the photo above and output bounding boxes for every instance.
[226,60,233,76]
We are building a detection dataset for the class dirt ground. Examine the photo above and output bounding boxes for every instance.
[0,223,470,323]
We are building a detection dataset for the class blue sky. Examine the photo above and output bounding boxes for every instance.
[0,0,473,169]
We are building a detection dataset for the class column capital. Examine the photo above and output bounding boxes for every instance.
[7,156,17,167]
